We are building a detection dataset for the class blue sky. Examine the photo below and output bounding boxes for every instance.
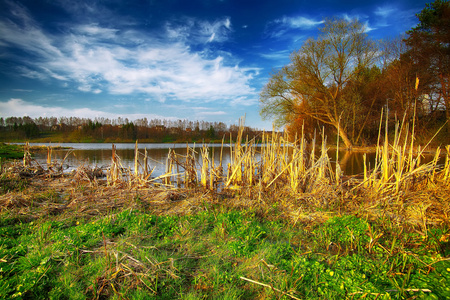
[0,0,429,130]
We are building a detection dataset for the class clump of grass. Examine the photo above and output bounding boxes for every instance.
[0,143,24,160]
[358,110,447,196]
[0,172,28,194]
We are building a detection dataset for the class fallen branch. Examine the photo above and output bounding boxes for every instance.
[240,276,302,300]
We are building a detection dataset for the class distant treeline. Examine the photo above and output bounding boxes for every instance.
[0,116,262,143]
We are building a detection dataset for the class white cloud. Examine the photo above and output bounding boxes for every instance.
[165,17,232,44]
[0,98,168,121]
[277,16,324,29]
[374,6,396,18]
[260,49,291,60]
[266,15,323,39]
[0,4,256,106]
[12,89,33,92]
[195,111,227,117]
[47,36,258,103]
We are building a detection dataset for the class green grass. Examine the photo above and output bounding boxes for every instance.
[0,143,24,160]
[0,174,28,195]
[1,205,448,299]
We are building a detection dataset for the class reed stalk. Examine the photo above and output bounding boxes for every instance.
[134,140,139,177]
[107,144,120,185]
[23,142,31,167]
[164,149,174,185]
[336,120,341,185]
[144,148,149,178]
[209,147,215,190]
[47,145,52,166]
[444,145,450,182]
[200,145,209,189]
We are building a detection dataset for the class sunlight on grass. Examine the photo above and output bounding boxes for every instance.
[0,115,449,299]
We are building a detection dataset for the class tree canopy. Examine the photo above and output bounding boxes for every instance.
[404,0,450,129]
[261,1,450,147]
[260,18,378,149]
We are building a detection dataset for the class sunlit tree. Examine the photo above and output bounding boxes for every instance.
[260,18,378,148]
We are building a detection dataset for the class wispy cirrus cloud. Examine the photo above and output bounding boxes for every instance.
[276,16,324,29]
[195,110,227,117]
[12,89,33,92]
[259,49,291,61]
[75,23,119,39]
[373,5,397,27]
[339,13,375,32]
[265,15,323,39]
[0,16,62,61]
[165,17,232,44]
[374,6,396,18]
[373,5,419,33]
[0,2,257,107]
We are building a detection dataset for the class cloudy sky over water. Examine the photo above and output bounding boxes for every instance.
[0,0,429,130]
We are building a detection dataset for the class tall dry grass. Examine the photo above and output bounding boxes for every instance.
[106,115,448,202]
[103,114,448,229]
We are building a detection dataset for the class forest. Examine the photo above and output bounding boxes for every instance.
[0,116,260,143]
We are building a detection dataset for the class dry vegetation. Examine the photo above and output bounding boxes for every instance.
[1,118,449,299]
[2,115,449,230]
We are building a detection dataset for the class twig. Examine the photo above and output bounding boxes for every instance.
[240,276,302,300]
[385,289,432,293]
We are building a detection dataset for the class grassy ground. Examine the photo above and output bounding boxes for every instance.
[0,163,449,299]
[0,143,24,160]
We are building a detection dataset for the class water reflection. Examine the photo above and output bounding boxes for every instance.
[27,143,442,177]
[30,143,232,177]
[333,151,377,175]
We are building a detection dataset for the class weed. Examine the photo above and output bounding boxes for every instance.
[0,173,28,194]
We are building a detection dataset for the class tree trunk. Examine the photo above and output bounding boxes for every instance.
[335,122,353,150]
[438,73,450,132]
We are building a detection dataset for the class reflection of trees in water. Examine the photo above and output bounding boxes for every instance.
[338,151,377,176]
[35,146,235,177]
[33,145,443,178]
[337,150,444,176]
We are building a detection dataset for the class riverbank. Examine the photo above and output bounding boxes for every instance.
[0,159,449,299]
[0,143,24,159]
[1,124,450,298]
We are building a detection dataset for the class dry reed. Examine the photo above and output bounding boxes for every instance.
[100,114,448,210]
[3,114,448,228]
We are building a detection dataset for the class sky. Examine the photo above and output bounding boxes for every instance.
[0,0,430,130]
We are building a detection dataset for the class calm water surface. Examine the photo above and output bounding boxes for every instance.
[25,143,441,177]
[29,143,232,177]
